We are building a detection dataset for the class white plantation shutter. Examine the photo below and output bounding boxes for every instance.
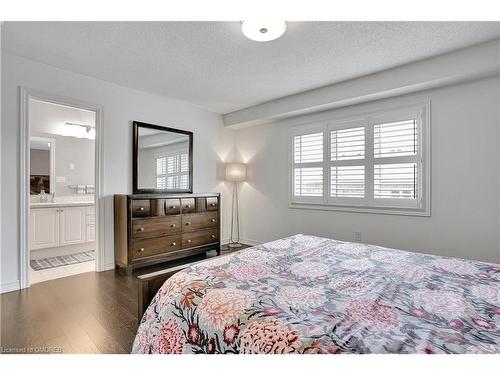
[156,157,167,189]
[331,127,365,161]
[156,157,167,175]
[373,119,419,202]
[330,126,366,200]
[331,166,365,198]
[290,103,429,215]
[156,153,190,190]
[294,167,323,196]
[294,133,323,163]
[374,163,417,199]
[374,120,417,158]
[293,132,324,198]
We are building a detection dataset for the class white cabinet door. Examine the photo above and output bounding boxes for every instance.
[31,208,60,249]
[59,206,86,246]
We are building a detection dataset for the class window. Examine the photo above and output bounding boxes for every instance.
[155,153,189,190]
[290,103,430,216]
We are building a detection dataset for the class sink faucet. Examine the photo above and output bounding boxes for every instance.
[51,192,56,203]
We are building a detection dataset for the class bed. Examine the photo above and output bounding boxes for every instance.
[132,234,500,354]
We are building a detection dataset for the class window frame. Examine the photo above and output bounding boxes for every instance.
[289,102,431,216]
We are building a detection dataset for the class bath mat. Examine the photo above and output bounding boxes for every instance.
[30,250,95,271]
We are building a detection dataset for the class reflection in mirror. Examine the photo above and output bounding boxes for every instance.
[30,137,55,195]
[137,127,191,191]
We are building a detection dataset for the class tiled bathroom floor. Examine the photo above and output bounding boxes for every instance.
[29,260,95,284]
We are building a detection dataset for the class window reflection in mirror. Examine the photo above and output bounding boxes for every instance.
[137,126,191,191]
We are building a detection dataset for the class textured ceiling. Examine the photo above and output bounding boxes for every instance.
[3,22,500,114]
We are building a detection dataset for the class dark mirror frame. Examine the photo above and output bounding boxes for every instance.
[132,121,193,194]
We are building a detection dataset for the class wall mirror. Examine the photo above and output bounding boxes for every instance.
[133,121,193,194]
[30,137,55,195]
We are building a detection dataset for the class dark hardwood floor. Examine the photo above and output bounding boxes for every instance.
[0,245,250,354]
[1,269,138,354]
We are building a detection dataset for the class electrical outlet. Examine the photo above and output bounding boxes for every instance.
[354,231,362,242]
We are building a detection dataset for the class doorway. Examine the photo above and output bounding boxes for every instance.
[20,89,103,288]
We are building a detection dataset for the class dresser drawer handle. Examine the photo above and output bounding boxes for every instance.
[186,239,192,243]
[138,207,144,211]
[185,222,191,226]
[138,227,145,232]
[171,242,176,246]
[211,234,216,239]
[185,205,191,208]
[170,224,176,228]
[138,247,145,252]
[211,218,216,222]
[170,206,176,209]
[210,203,216,206]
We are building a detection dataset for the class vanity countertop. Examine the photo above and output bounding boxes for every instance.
[30,201,95,209]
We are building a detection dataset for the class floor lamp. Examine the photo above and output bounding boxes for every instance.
[225,163,246,248]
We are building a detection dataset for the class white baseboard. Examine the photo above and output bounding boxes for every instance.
[101,262,116,272]
[0,280,21,294]
[240,238,263,246]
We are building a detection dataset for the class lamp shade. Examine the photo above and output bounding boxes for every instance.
[225,163,247,182]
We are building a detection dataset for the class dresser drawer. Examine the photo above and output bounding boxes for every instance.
[181,229,218,249]
[132,216,181,239]
[182,212,217,231]
[181,198,195,213]
[131,200,150,217]
[132,235,181,260]
[165,199,181,215]
[206,197,218,211]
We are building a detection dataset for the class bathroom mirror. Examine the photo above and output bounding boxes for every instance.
[133,121,193,194]
[30,137,55,195]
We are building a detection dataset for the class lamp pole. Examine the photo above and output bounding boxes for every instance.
[229,181,241,248]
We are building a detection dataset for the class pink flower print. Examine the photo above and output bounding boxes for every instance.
[263,307,282,316]
[345,299,400,327]
[198,288,254,330]
[412,290,466,318]
[239,318,302,354]
[187,324,200,345]
[229,263,269,281]
[290,261,329,278]
[276,286,326,310]
[470,285,500,305]
[223,324,240,346]
[410,308,430,319]
[449,319,465,330]
[432,258,478,275]
[154,319,185,354]
[472,319,496,330]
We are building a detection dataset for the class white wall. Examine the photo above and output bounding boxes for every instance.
[235,77,500,264]
[1,52,235,291]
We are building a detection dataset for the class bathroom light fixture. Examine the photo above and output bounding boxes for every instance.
[62,122,96,140]
[241,21,287,42]
[65,122,94,133]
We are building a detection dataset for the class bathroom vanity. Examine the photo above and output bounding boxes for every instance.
[30,201,95,251]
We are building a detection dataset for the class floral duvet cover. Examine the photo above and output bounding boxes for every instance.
[132,234,500,354]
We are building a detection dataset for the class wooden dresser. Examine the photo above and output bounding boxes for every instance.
[114,193,220,274]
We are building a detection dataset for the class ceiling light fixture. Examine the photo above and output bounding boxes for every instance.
[241,21,287,42]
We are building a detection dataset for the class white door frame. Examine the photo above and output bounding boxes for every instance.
[20,87,105,289]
